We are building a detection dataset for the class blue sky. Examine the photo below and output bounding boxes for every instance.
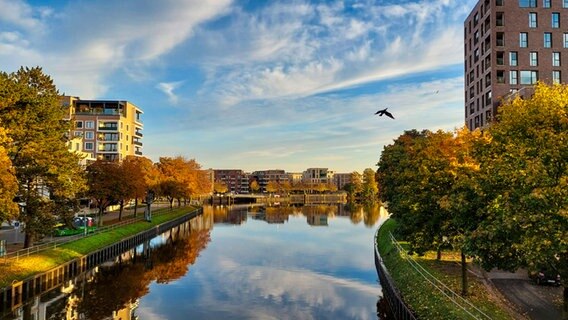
[0,0,476,173]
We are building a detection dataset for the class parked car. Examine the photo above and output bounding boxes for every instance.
[533,267,561,286]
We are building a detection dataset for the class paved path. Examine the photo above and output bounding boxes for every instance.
[486,269,564,320]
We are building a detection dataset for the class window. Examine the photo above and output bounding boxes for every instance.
[75,121,83,129]
[529,13,537,28]
[497,70,505,83]
[544,33,552,47]
[510,52,518,66]
[474,48,480,62]
[485,91,492,106]
[73,131,82,137]
[553,52,561,66]
[496,12,504,26]
[543,0,551,7]
[520,70,538,84]
[530,52,538,66]
[497,0,504,5]
[497,51,504,65]
[497,32,505,46]
[85,121,94,129]
[519,0,537,7]
[553,70,561,84]
[565,0,568,8]
[85,131,94,140]
[564,33,568,48]
[552,13,560,28]
[520,33,528,47]
[84,142,94,150]
[510,71,518,84]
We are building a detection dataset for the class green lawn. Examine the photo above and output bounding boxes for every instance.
[0,206,197,288]
[377,219,515,320]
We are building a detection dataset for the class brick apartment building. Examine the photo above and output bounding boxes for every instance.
[464,0,568,129]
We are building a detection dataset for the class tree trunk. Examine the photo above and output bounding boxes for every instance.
[118,200,124,221]
[24,233,32,249]
[563,286,568,318]
[169,198,173,210]
[437,247,442,261]
[98,206,104,227]
[134,198,138,217]
[461,250,468,297]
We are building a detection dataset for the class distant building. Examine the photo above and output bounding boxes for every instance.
[250,169,290,192]
[213,169,248,194]
[464,0,568,129]
[63,96,143,161]
[333,173,352,190]
[302,168,335,185]
[307,214,328,226]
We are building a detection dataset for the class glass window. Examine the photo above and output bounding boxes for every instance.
[73,131,82,137]
[510,52,518,66]
[565,0,568,8]
[510,71,518,84]
[552,13,560,28]
[75,121,83,129]
[564,33,568,48]
[520,71,538,84]
[520,33,528,47]
[84,142,94,150]
[543,0,551,7]
[530,52,538,66]
[85,121,94,129]
[519,0,537,7]
[529,13,537,28]
[553,52,561,66]
[85,131,94,140]
[552,71,561,84]
[544,33,552,47]
[497,0,504,5]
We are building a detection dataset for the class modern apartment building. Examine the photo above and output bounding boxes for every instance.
[213,169,249,194]
[251,170,290,192]
[464,0,568,129]
[63,96,143,161]
[302,168,335,185]
[333,173,352,190]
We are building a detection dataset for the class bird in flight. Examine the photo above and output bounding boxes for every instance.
[374,108,395,119]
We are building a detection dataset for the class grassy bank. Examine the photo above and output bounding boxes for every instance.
[0,206,197,288]
[377,219,515,319]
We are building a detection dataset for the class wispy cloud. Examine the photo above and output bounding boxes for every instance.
[157,81,184,104]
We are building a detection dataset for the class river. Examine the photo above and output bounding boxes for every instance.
[2,203,388,320]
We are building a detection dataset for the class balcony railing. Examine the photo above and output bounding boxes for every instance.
[133,141,143,146]
[135,151,143,155]
[134,131,143,137]
[98,126,118,131]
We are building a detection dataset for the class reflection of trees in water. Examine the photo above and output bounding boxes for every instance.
[204,205,247,224]
[73,229,211,319]
[376,296,392,319]
[344,203,382,227]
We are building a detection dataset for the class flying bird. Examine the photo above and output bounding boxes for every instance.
[374,108,395,119]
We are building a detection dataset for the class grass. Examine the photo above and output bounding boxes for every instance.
[0,206,197,288]
[377,219,515,320]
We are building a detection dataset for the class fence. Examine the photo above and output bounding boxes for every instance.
[374,228,417,320]
[1,205,179,263]
[388,232,492,320]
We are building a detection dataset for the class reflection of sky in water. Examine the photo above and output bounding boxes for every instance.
[138,209,384,320]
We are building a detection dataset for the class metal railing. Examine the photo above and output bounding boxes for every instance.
[388,232,492,320]
[374,228,417,320]
[1,205,182,263]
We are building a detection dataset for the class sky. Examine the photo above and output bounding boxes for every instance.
[0,0,477,173]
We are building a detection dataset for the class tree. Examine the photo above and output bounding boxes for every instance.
[467,83,568,306]
[157,156,209,207]
[361,168,379,201]
[213,181,228,194]
[250,179,260,193]
[86,160,119,226]
[266,181,279,194]
[0,127,18,222]
[121,156,155,217]
[0,67,86,247]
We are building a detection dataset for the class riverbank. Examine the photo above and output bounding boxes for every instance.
[376,219,518,319]
[0,206,197,288]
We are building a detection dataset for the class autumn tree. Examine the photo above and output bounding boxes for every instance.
[213,181,229,194]
[0,67,86,246]
[250,179,260,193]
[0,127,18,222]
[86,160,120,226]
[122,156,155,217]
[157,156,209,208]
[361,168,379,202]
[266,181,279,194]
[467,83,568,305]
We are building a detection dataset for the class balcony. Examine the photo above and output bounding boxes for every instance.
[133,141,143,146]
[135,151,143,156]
[134,131,143,137]
[98,126,118,131]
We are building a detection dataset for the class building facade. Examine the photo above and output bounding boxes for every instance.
[333,173,352,190]
[250,170,290,193]
[213,169,249,194]
[302,168,335,185]
[63,96,143,161]
[464,0,568,129]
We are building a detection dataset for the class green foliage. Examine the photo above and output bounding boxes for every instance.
[0,67,86,246]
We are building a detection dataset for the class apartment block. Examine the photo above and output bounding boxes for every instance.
[464,0,568,129]
[302,168,335,185]
[213,169,249,194]
[333,173,352,190]
[63,96,143,161]
[251,170,290,192]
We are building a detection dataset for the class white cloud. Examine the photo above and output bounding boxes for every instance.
[157,81,184,105]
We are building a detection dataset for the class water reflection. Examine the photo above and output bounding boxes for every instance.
[3,204,389,320]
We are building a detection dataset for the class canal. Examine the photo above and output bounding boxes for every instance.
[2,204,388,320]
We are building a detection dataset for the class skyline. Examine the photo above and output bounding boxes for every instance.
[0,0,477,173]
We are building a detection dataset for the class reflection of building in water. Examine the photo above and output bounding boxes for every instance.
[204,205,247,225]
[307,215,328,226]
